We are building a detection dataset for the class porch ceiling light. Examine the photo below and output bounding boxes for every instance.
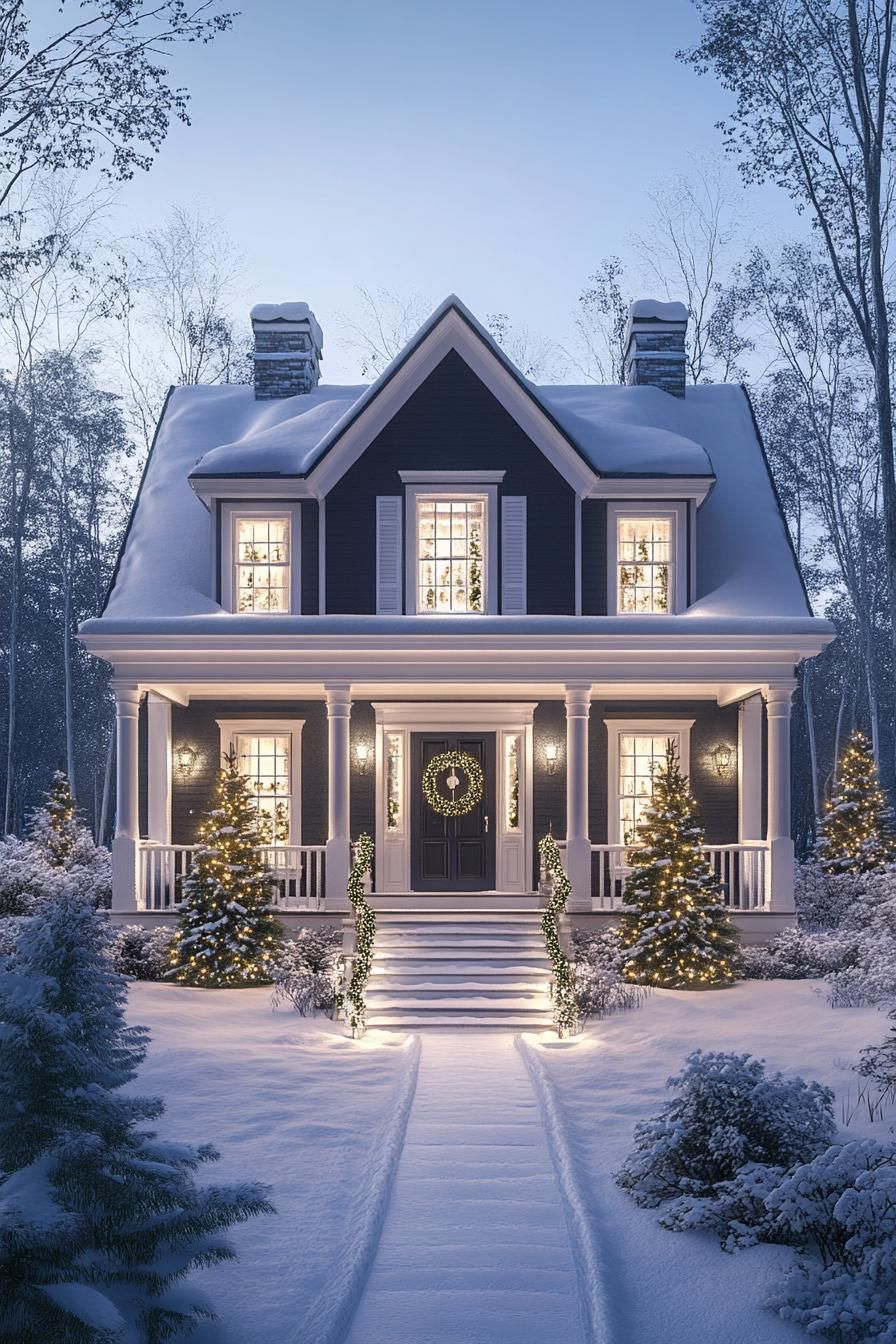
[710,743,733,777]
[175,744,198,780]
[355,742,371,774]
[545,742,558,775]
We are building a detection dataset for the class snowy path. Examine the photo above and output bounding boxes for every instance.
[345,1032,588,1344]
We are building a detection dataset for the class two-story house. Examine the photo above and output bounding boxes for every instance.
[80,295,833,999]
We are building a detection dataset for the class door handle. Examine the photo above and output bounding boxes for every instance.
[484,815,489,833]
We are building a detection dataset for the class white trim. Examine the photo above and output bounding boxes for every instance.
[605,716,695,846]
[219,503,302,615]
[574,493,582,615]
[192,478,315,507]
[606,501,688,616]
[399,470,506,484]
[404,485,498,616]
[738,694,762,841]
[371,701,536,893]
[146,693,172,843]
[215,717,304,844]
[586,477,713,504]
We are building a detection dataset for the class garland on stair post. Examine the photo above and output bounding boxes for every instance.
[341,833,376,1038]
[538,834,578,1037]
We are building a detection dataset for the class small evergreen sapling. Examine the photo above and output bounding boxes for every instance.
[816,729,895,874]
[618,741,739,987]
[169,750,282,987]
[0,890,274,1343]
[28,771,83,867]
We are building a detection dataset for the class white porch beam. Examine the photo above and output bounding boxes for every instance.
[326,683,352,911]
[565,683,593,912]
[146,693,172,844]
[738,694,763,842]
[112,683,141,912]
[765,683,796,912]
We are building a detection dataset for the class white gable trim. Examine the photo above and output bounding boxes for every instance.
[306,306,598,497]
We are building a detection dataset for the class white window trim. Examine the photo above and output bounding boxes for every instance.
[605,717,695,846]
[606,501,687,615]
[404,483,498,615]
[216,718,304,844]
[219,502,302,615]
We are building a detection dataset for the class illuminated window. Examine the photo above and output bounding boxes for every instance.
[607,719,693,847]
[504,734,520,831]
[234,516,291,613]
[235,733,292,844]
[416,498,485,613]
[617,516,672,614]
[386,733,403,832]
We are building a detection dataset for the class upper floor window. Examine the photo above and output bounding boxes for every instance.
[606,502,687,615]
[416,496,486,614]
[220,504,301,614]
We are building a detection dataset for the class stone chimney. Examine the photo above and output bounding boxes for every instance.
[623,300,689,398]
[250,302,323,400]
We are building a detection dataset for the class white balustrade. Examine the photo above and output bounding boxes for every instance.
[138,843,327,911]
[550,840,771,911]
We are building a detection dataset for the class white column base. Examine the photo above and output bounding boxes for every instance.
[565,836,592,912]
[112,835,139,912]
[326,837,352,912]
[768,837,795,913]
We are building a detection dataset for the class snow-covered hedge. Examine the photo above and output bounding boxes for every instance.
[570,927,645,1022]
[108,923,175,981]
[270,925,343,1016]
[0,832,111,916]
[794,863,863,931]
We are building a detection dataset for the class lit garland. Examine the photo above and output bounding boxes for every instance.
[340,833,376,1039]
[168,749,282,988]
[34,770,79,866]
[421,751,484,818]
[538,834,579,1037]
[816,728,896,873]
[617,741,738,989]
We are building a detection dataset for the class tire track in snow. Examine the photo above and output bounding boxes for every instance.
[299,1033,421,1344]
[517,1034,618,1344]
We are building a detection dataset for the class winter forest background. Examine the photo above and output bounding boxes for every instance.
[1,0,895,855]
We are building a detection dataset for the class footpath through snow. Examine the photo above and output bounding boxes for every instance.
[345,1031,589,1344]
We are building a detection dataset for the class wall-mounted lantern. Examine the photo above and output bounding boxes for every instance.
[545,742,558,775]
[710,743,734,777]
[175,744,198,780]
[355,742,371,775]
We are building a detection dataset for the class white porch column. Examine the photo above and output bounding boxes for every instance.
[565,683,592,912]
[326,683,352,912]
[146,693,172,844]
[765,683,796,912]
[738,694,763,842]
[112,684,141,912]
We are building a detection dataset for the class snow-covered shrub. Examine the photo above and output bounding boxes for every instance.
[615,1051,836,1245]
[0,889,274,1342]
[765,1140,896,1341]
[571,926,645,1021]
[0,830,111,918]
[740,926,857,981]
[108,923,175,981]
[0,915,28,958]
[271,925,343,1016]
[856,1011,896,1101]
[795,862,863,931]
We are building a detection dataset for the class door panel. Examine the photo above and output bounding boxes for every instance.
[411,733,496,891]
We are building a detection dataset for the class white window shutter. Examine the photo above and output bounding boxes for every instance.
[376,497,403,614]
[501,496,527,614]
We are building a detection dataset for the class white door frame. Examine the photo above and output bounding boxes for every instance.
[371,702,537,894]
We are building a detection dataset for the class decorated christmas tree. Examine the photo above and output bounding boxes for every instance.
[169,750,282,986]
[28,771,82,867]
[816,728,895,873]
[618,742,739,988]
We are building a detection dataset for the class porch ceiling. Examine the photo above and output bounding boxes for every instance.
[142,679,761,705]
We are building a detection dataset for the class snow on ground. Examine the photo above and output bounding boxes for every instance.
[521,980,891,1344]
[127,980,890,1344]
[124,984,419,1344]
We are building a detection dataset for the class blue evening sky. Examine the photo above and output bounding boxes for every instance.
[116,0,799,381]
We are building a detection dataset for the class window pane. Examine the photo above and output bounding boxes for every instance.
[387,733,403,832]
[618,732,678,845]
[234,516,292,613]
[504,735,521,831]
[235,733,291,844]
[617,517,672,614]
[417,498,485,613]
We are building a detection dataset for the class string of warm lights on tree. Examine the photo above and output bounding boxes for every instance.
[816,728,896,874]
[538,834,578,1036]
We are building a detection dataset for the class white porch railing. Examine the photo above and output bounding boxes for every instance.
[551,841,771,911]
[138,842,327,912]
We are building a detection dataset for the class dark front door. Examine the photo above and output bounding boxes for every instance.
[411,733,496,891]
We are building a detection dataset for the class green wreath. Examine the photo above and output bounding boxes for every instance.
[422,750,484,818]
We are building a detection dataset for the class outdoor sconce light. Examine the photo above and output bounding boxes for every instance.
[355,742,371,774]
[710,743,733,777]
[545,742,558,775]
[175,745,198,780]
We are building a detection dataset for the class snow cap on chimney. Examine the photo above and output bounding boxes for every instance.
[623,299,689,398]
[251,302,323,400]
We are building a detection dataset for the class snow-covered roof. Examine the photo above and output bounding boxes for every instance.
[90,295,822,629]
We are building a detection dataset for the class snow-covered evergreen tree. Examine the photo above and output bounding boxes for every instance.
[618,741,739,987]
[27,771,81,867]
[816,729,895,873]
[0,889,274,1343]
[169,750,282,987]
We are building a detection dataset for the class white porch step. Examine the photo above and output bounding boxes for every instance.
[370,893,544,912]
[371,962,550,979]
[366,1012,556,1028]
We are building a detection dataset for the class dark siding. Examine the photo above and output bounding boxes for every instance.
[301,500,319,614]
[324,350,576,614]
[581,500,607,615]
[138,695,148,838]
[590,701,740,845]
[166,701,328,846]
[533,701,567,884]
[350,700,376,840]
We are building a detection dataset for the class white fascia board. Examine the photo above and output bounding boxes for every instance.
[190,477,317,509]
[587,476,713,505]
[306,308,598,497]
[398,470,506,483]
